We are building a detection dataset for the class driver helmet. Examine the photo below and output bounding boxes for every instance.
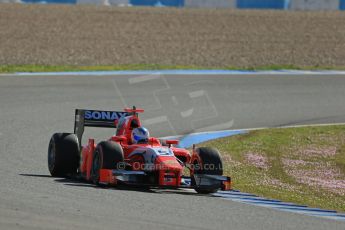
[132,127,150,144]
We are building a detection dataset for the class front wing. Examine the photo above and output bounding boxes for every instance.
[99,169,231,191]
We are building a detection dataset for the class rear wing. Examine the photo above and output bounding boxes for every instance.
[74,109,130,146]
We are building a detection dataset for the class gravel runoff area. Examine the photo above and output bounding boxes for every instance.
[1,4,345,68]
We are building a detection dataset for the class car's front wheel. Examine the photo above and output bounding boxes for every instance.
[191,147,223,194]
[91,141,124,185]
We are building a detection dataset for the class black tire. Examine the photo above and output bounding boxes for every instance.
[91,141,124,185]
[48,133,80,177]
[192,147,223,194]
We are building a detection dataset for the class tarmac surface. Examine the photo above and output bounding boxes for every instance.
[1,73,345,229]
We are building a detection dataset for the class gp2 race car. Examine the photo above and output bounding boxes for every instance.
[47,107,231,194]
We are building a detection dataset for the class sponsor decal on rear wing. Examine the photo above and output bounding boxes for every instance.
[74,109,129,145]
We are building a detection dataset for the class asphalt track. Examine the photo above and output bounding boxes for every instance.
[1,73,345,230]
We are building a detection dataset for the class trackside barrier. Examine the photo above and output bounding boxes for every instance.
[0,0,21,2]
[184,0,235,8]
[77,0,107,5]
[236,0,288,9]
[290,0,339,10]
[21,0,76,3]
[77,0,129,5]
[129,0,184,7]
[3,0,345,10]
[341,0,345,10]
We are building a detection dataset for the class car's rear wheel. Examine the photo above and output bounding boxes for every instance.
[91,141,124,185]
[192,147,223,194]
[48,133,80,177]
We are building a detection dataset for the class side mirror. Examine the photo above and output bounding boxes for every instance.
[165,140,179,147]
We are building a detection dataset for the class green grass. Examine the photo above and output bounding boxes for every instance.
[202,125,345,212]
[1,64,345,73]
[0,64,201,73]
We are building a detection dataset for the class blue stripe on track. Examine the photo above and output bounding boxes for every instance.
[177,130,246,148]
[213,190,345,221]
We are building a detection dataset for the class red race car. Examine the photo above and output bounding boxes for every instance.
[48,107,231,194]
